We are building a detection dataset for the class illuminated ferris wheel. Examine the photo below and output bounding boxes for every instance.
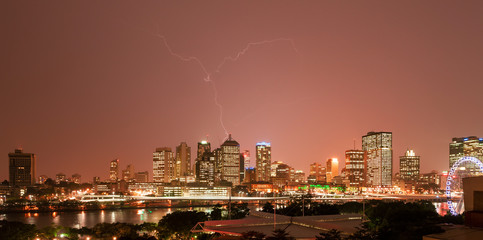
[445,156,483,215]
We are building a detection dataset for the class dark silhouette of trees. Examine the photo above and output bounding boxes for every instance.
[316,229,342,240]
[266,228,295,240]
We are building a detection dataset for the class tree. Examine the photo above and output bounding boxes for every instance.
[262,202,274,213]
[241,231,266,239]
[0,220,38,240]
[266,228,295,240]
[211,204,223,220]
[158,210,208,238]
[1,180,8,185]
[316,229,342,240]
[230,202,250,219]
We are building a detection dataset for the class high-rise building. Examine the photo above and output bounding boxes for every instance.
[109,159,119,182]
[8,148,36,187]
[294,170,306,183]
[345,150,365,187]
[72,173,81,184]
[326,158,339,183]
[449,137,483,176]
[213,147,223,183]
[175,142,191,178]
[195,141,211,177]
[55,173,66,184]
[256,142,271,182]
[243,150,251,169]
[221,134,241,185]
[309,162,326,183]
[196,152,215,186]
[399,150,420,182]
[244,167,256,183]
[240,153,245,183]
[153,147,175,183]
[271,161,283,178]
[362,131,393,187]
[134,171,149,182]
[122,164,135,182]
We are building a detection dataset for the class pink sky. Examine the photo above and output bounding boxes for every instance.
[1,1,483,181]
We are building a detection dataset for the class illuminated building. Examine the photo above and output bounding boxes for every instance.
[243,150,251,169]
[239,153,245,183]
[109,158,119,182]
[256,142,272,182]
[55,173,66,184]
[449,137,483,176]
[153,147,175,183]
[195,141,211,178]
[345,150,365,187]
[72,173,81,184]
[399,150,420,182]
[244,167,256,183]
[38,175,48,184]
[213,147,223,183]
[196,152,215,186]
[326,158,339,183]
[175,142,191,178]
[221,134,241,185]
[362,131,393,187]
[309,162,326,184]
[271,161,283,178]
[134,171,149,182]
[8,148,36,187]
[122,164,135,182]
[294,170,306,183]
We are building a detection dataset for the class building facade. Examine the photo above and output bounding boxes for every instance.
[399,149,420,182]
[362,131,393,187]
[256,142,272,182]
[345,150,365,187]
[449,136,483,176]
[175,142,191,178]
[221,134,241,185]
[153,147,175,183]
[109,159,119,182]
[8,148,36,187]
[326,158,339,183]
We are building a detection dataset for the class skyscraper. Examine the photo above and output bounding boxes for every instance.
[8,148,36,187]
[243,150,251,169]
[196,152,215,186]
[109,159,119,182]
[326,158,339,183]
[399,149,420,182]
[256,142,271,182]
[362,131,393,187]
[221,134,241,185]
[153,147,175,183]
[195,141,211,177]
[175,142,191,178]
[449,137,483,176]
[345,149,365,187]
[309,162,326,183]
[122,164,135,182]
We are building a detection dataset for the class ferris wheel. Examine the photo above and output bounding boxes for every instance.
[445,156,483,215]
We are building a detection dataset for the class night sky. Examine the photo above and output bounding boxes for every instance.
[1,1,483,182]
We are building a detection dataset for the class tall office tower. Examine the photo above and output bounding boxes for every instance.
[449,137,483,176]
[72,174,81,184]
[309,162,326,183]
[134,171,149,182]
[175,142,191,178]
[153,147,175,183]
[256,142,272,182]
[275,163,291,180]
[399,150,420,182]
[213,147,223,183]
[8,148,36,187]
[243,150,251,169]
[244,168,256,183]
[345,150,365,187]
[271,161,283,178]
[196,152,215,186]
[122,164,135,182]
[239,153,245,183]
[195,141,211,177]
[326,158,339,183]
[221,134,241,185]
[109,159,119,182]
[362,131,393,187]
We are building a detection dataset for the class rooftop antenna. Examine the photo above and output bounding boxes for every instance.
[353,139,356,150]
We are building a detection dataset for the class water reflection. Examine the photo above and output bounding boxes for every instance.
[0,207,210,228]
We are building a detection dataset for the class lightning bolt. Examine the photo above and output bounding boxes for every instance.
[152,33,301,138]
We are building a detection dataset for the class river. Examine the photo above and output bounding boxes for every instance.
[0,202,452,229]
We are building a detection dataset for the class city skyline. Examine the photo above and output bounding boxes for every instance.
[2,1,483,181]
